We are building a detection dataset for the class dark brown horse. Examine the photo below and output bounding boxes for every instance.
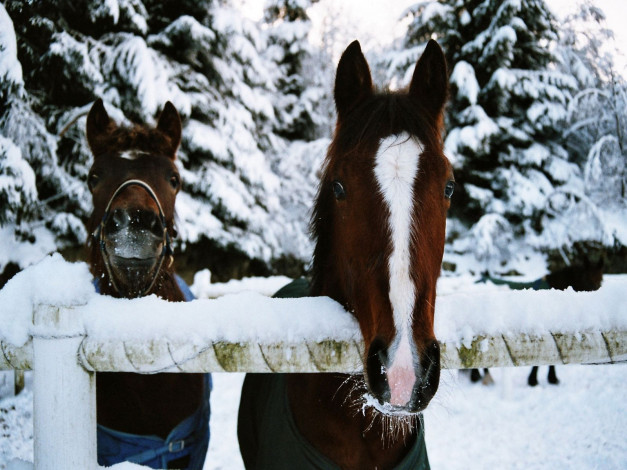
[239,40,452,469]
[85,99,209,469]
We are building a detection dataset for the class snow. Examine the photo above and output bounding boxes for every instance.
[2,362,625,469]
[435,274,627,346]
[0,254,94,347]
[0,137,37,222]
[0,5,22,86]
[450,61,479,105]
[0,255,357,347]
[191,269,292,298]
[499,167,554,217]
[444,105,499,161]
[104,35,172,118]
[423,365,627,470]
[0,227,57,278]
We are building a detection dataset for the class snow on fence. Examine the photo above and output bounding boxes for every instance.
[1,255,626,469]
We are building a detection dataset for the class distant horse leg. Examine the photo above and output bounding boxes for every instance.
[481,368,494,385]
[547,365,559,385]
[470,368,482,382]
[528,366,539,386]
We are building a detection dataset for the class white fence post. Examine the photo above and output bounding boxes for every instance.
[32,306,97,470]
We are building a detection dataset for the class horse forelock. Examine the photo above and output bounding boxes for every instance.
[93,124,177,159]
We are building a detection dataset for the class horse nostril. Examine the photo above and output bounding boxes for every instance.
[412,340,440,410]
[131,210,163,237]
[104,209,163,239]
[106,209,131,234]
[147,212,164,237]
[366,337,390,403]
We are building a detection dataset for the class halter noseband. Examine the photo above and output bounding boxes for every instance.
[94,179,173,297]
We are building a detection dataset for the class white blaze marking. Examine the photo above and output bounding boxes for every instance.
[374,133,422,406]
[119,150,148,160]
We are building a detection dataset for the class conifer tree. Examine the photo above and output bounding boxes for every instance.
[263,0,325,141]
[0,0,321,279]
[390,0,585,270]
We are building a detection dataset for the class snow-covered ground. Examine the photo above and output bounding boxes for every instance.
[2,365,625,469]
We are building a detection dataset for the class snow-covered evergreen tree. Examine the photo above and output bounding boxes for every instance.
[386,0,588,272]
[558,1,625,166]
[263,0,326,141]
[0,0,328,281]
[552,2,627,271]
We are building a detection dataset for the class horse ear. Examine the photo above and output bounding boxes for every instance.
[334,40,373,122]
[408,39,448,119]
[86,98,115,156]
[157,101,182,158]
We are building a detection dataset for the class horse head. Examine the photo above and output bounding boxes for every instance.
[86,99,182,298]
[312,40,453,414]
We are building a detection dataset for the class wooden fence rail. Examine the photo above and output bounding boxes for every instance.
[2,328,625,373]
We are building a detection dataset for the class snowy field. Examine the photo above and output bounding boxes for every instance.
[2,365,626,469]
[208,365,627,470]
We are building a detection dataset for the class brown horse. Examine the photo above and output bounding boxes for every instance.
[85,99,209,469]
[239,40,452,469]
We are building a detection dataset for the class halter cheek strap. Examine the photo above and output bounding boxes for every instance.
[93,179,174,297]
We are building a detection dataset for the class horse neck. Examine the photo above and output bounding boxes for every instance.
[286,373,417,469]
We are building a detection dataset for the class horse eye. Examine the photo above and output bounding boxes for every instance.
[444,180,455,199]
[332,180,346,200]
[170,174,180,189]
[88,173,99,191]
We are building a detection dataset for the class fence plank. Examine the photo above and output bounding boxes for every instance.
[2,329,624,372]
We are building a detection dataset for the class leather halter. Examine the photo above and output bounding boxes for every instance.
[93,179,173,297]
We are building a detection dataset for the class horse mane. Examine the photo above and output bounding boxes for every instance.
[310,91,444,298]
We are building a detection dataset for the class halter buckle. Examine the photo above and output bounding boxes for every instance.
[168,440,185,453]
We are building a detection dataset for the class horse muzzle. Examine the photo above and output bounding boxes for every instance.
[101,208,166,297]
[365,337,440,414]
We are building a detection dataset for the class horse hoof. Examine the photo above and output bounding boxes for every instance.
[548,376,559,385]
[470,369,482,383]
[528,377,538,387]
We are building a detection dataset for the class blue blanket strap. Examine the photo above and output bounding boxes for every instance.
[97,373,212,469]
[476,274,551,291]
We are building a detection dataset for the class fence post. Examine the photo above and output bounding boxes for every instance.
[32,306,97,470]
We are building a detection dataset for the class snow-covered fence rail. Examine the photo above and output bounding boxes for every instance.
[2,286,626,373]
[1,257,626,373]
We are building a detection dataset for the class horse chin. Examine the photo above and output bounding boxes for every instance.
[362,392,423,417]
[107,255,160,297]
[362,380,435,416]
